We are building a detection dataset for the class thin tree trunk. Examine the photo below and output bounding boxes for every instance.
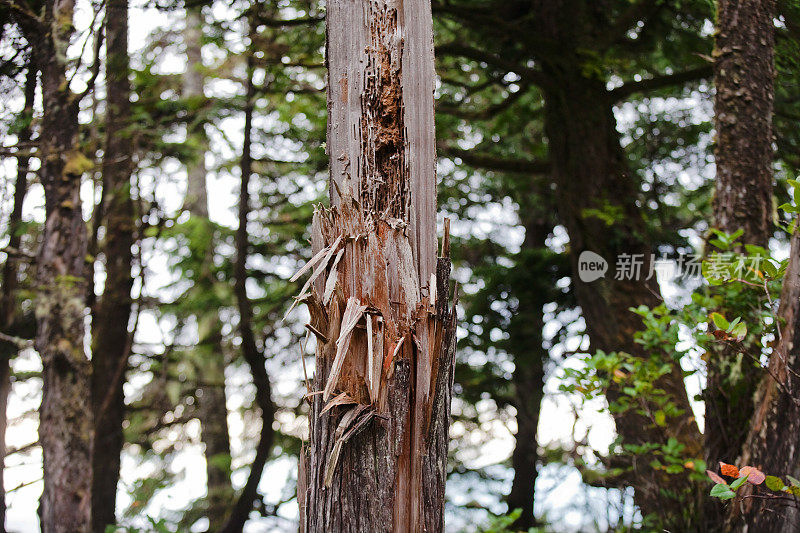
[183,8,233,528]
[0,59,36,533]
[90,0,135,530]
[705,0,776,506]
[506,214,550,529]
[32,1,93,529]
[220,39,276,533]
[299,0,457,530]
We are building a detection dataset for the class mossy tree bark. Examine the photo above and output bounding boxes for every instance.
[30,0,93,529]
[297,0,457,530]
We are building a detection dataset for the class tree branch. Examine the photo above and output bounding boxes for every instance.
[256,16,323,27]
[608,64,713,101]
[437,142,549,174]
[436,42,553,90]
[73,23,106,104]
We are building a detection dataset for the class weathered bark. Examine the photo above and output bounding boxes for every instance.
[540,68,702,521]
[183,8,233,528]
[0,60,36,533]
[219,46,276,533]
[705,0,776,503]
[298,0,457,530]
[32,1,93,529]
[90,0,135,530]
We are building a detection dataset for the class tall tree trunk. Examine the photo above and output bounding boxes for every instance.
[183,8,233,528]
[708,2,800,532]
[90,0,135,530]
[0,59,36,533]
[506,214,550,529]
[541,70,701,521]
[220,39,276,533]
[705,0,776,499]
[298,0,457,530]
[32,1,93,529]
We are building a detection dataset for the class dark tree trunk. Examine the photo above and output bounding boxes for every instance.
[298,0,457,530]
[712,0,775,249]
[729,233,800,532]
[183,8,233,528]
[0,60,36,533]
[32,1,93,529]
[705,0,776,508]
[506,214,550,529]
[541,70,701,521]
[90,0,135,530]
[219,41,276,533]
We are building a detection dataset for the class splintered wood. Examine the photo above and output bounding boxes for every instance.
[299,0,455,529]
[293,199,457,529]
[291,200,443,410]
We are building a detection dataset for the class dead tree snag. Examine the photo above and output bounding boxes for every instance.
[296,0,456,531]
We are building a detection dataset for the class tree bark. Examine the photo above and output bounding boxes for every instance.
[90,0,135,530]
[0,59,36,533]
[219,40,276,533]
[712,0,775,249]
[298,0,457,530]
[705,0,776,504]
[183,8,233,528]
[32,1,93,530]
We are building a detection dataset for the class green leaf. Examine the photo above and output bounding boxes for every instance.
[787,475,800,487]
[711,312,729,331]
[730,475,748,490]
[765,476,785,491]
[710,483,737,500]
[731,322,747,341]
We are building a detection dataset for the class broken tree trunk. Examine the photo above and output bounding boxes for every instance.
[297,0,457,530]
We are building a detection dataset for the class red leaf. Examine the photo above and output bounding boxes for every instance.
[720,462,740,478]
[739,466,766,485]
[707,470,728,485]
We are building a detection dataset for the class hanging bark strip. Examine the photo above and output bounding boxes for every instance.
[297,0,457,530]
